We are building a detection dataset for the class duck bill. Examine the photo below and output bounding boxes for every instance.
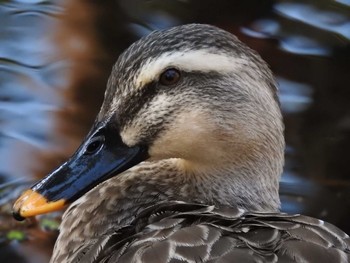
[13,122,148,221]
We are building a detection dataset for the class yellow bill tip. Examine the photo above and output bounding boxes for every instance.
[13,189,65,220]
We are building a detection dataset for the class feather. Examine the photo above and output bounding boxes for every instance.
[76,201,350,262]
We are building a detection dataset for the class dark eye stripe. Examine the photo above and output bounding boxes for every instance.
[117,81,158,127]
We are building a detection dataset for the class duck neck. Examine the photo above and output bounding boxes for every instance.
[53,152,283,262]
[178,156,282,212]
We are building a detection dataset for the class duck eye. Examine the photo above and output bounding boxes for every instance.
[85,135,105,155]
[159,68,181,86]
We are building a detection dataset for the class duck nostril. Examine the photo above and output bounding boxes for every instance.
[85,136,105,155]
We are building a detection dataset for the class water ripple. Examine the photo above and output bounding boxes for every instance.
[242,18,331,56]
[0,0,65,182]
[274,2,350,40]
[278,77,313,114]
[280,36,331,56]
[336,0,350,6]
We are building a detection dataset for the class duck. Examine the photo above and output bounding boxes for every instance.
[12,24,350,262]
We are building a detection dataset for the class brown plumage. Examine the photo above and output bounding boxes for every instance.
[13,24,350,262]
[68,202,350,263]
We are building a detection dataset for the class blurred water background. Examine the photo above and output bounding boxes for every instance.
[0,0,349,262]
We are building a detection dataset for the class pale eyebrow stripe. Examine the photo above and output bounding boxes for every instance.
[134,50,245,88]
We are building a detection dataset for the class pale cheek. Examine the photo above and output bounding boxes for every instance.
[120,125,141,146]
[149,110,219,161]
[120,94,173,147]
[149,128,203,159]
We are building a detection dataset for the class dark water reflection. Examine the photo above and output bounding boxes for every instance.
[0,0,350,261]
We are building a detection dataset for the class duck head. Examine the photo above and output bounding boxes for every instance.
[13,24,284,220]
